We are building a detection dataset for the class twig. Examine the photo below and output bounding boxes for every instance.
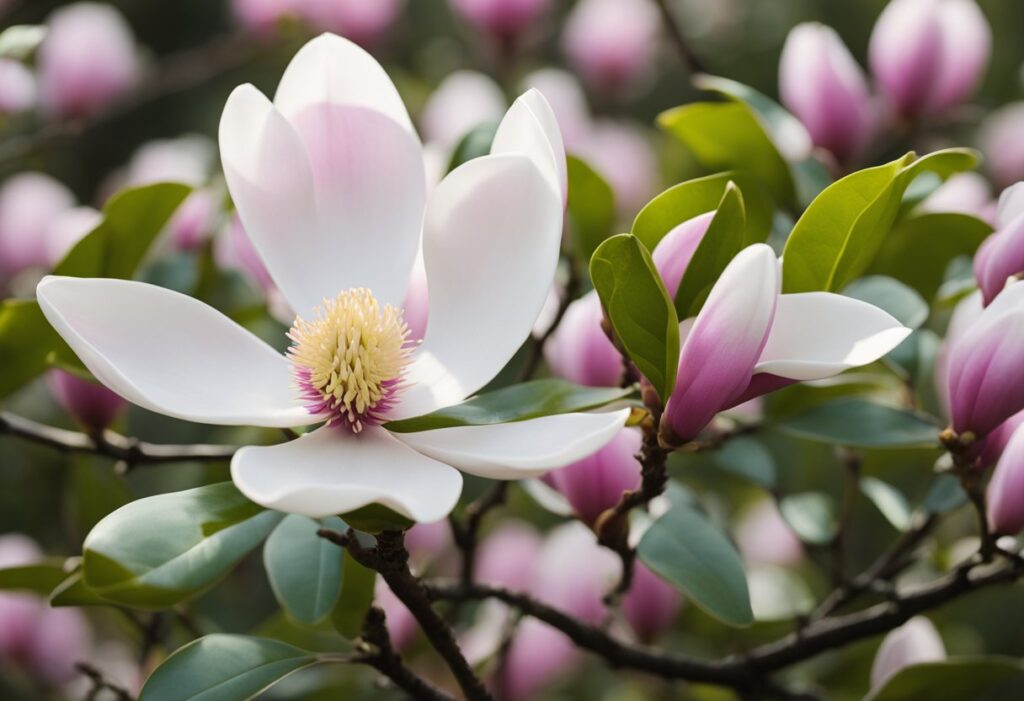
[829,449,862,586]
[76,662,132,701]
[653,0,706,74]
[449,481,510,586]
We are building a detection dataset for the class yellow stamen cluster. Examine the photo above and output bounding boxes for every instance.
[288,288,412,432]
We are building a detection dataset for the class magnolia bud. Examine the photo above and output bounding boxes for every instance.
[214,214,275,294]
[297,0,404,45]
[868,0,990,120]
[474,520,543,591]
[44,206,102,268]
[37,3,141,119]
[47,370,125,432]
[987,423,1024,535]
[919,172,994,224]
[0,58,36,116]
[166,190,218,251]
[736,498,803,566]
[650,211,715,300]
[576,121,658,214]
[448,0,551,43]
[974,197,1024,306]
[621,562,683,643]
[544,290,624,387]
[0,173,75,278]
[420,71,506,149]
[779,23,873,164]
[562,0,659,98]
[543,428,641,526]
[231,0,296,37]
[870,616,946,689]
[979,103,1024,189]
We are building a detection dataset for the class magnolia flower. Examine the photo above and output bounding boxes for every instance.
[974,182,1024,305]
[37,35,626,523]
[48,370,125,433]
[918,172,994,224]
[419,70,506,149]
[979,102,1024,188]
[736,498,803,567]
[870,616,946,689]
[448,0,551,43]
[0,58,36,116]
[562,0,660,98]
[662,244,910,443]
[0,172,75,280]
[987,423,1024,534]
[621,562,683,643]
[297,0,404,45]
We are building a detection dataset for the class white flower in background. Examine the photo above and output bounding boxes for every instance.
[37,34,627,523]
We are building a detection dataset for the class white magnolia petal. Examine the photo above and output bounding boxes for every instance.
[273,33,416,138]
[393,409,631,480]
[491,89,567,201]
[231,426,463,522]
[219,84,328,315]
[394,154,563,417]
[753,292,911,381]
[37,277,310,427]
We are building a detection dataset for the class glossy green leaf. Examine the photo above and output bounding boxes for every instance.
[659,101,795,206]
[139,635,318,701]
[385,379,633,433]
[922,474,968,514]
[264,516,345,625]
[713,437,777,489]
[331,551,377,639]
[631,171,773,251]
[870,213,992,301]
[447,121,498,172]
[82,482,282,608]
[0,561,68,594]
[50,571,111,607]
[864,657,1024,701]
[567,155,616,265]
[673,182,747,318]
[782,150,978,293]
[843,276,929,329]
[590,234,679,401]
[860,477,912,531]
[776,399,941,449]
[637,501,752,626]
[67,457,133,539]
[0,299,63,398]
[779,492,836,544]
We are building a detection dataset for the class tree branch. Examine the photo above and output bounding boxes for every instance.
[653,0,706,74]
[449,481,510,586]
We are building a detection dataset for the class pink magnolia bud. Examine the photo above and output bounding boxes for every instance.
[736,498,804,566]
[974,196,1024,306]
[979,103,1024,189]
[577,120,658,214]
[232,0,292,36]
[977,411,1024,469]
[779,23,873,164]
[419,71,506,149]
[868,0,990,120]
[37,3,141,119]
[44,206,102,267]
[621,562,682,643]
[47,369,125,432]
[987,423,1024,534]
[0,173,75,278]
[167,190,219,251]
[297,0,404,45]
[214,214,275,294]
[562,0,659,98]
[945,281,1024,437]
[543,428,641,526]
[521,69,591,152]
[870,616,946,689]
[474,520,543,592]
[544,290,624,387]
[650,211,715,299]
[500,618,576,701]
[448,0,551,42]
[0,58,36,115]
[919,172,994,224]
[935,290,983,419]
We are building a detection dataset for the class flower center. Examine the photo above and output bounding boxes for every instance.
[288,288,413,432]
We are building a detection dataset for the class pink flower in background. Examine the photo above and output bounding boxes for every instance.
[419,71,506,149]
[0,58,35,115]
[37,2,141,119]
[543,428,641,526]
[449,0,551,44]
[621,562,683,643]
[918,172,995,224]
[868,0,990,120]
[43,206,102,268]
[562,0,660,98]
[47,370,125,433]
[736,498,803,566]
[297,0,404,45]
[474,520,544,592]
[0,172,75,279]
[231,0,297,37]
[576,120,658,214]
[521,69,592,151]
[779,23,873,164]
[214,214,275,294]
[987,423,1024,535]
[870,616,945,689]
[974,183,1024,306]
[979,102,1024,188]
[545,291,623,387]
[374,578,418,651]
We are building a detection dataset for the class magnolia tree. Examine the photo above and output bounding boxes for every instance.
[1,0,1024,700]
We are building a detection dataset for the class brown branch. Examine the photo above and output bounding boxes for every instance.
[76,662,133,701]
[356,606,457,701]
[653,0,706,74]
[0,411,238,466]
[449,481,510,586]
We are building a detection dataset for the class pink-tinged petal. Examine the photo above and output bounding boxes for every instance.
[736,499,804,567]
[500,618,579,700]
[935,290,984,418]
[987,423,1024,534]
[870,616,946,689]
[919,172,993,221]
[980,105,1024,188]
[44,206,102,268]
[544,290,623,388]
[286,101,425,307]
[0,172,75,277]
[562,0,660,98]
[394,409,630,480]
[752,292,910,381]
[651,211,715,299]
[491,88,567,202]
[167,189,218,251]
[997,182,1024,228]
[214,214,275,294]
[977,411,1024,469]
[521,69,592,151]
[231,425,463,521]
[928,0,991,112]
[576,120,658,214]
[273,33,416,138]
[780,23,872,163]
[621,561,683,643]
[404,520,453,569]
[47,370,125,432]
[420,70,506,148]
[36,276,310,428]
[474,520,543,591]
[402,249,430,342]
[974,212,1024,306]
[868,0,944,119]
[27,606,91,686]
[663,244,779,443]
[395,154,562,416]
[374,578,417,651]
[0,58,36,115]
[545,427,641,526]
[532,521,619,620]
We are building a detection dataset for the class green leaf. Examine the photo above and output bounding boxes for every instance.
[590,234,679,401]
[659,101,795,206]
[864,657,1024,701]
[83,483,282,608]
[637,501,752,626]
[860,477,912,531]
[264,516,345,625]
[567,155,616,265]
[776,399,941,449]
[385,379,633,433]
[748,565,814,621]
[631,171,773,251]
[50,571,111,607]
[0,299,63,398]
[922,474,968,514]
[779,493,836,544]
[54,183,192,279]
[0,562,68,594]
[782,150,979,293]
[843,276,929,329]
[139,635,318,701]
[870,213,992,301]
[67,457,133,539]
[713,437,776,489]
[0,25,46,60]
[447,122,498,172]
[331,551,376,639]
[673,182,747,318]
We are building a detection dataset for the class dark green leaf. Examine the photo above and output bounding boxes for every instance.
[385,379,633,433]
[843,276,929,329]
[776,399,941,449]
[338,504,414,534]
[713,437,777,489]
[264,516,345,625]
[864,657,1024,701]
[590,234,679,401]
[860,477,912,531]
[0,299,63,397]
[67,457,133,539]
[0,561,68,594]
[139,635,318,701]
[779,493,836,544]
[447,122,498,172]
[637,500,752,626]
[83,482,282,608]
[50,571,111,607]
[331,551,376,639]
[567,155,616,265]
[923,474,968,514]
